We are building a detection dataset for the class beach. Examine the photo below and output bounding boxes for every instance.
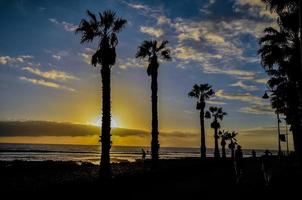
[1,157,301,199]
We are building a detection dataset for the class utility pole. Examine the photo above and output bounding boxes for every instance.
[299,0,302,72]
[285,123,289,156]
[277,112,282,157]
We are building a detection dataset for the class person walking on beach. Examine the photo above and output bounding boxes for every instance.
[234,145,243,183]
[262,150,272,186]
[142,148,146,161]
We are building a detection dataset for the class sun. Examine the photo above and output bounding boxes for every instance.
[90,116,118,128]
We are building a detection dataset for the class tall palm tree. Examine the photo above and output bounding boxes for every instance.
[188,84,215,159]
[76,10,126,177]
[219,130,237,159]
[260,0,302,164]
[205,106,227,159]
[136,40,171,165]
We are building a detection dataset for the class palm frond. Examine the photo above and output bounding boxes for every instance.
[112,18,127,32]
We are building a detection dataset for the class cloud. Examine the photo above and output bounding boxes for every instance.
[117,58,145,69]
[200,0,216,14]
[19,76,75,92]
[0,121,196,138]
[173,44,255,79]
[157,15,171,25]
[220,19,275,39]
[255,78,268,84]
[230,81,259,91]
[239,105,273,115]
[215,89,274,115]
[0,55,33,65]
[234,0,277,19]
[125,2,150,10]
[140,26,164,38]
[241,126,287,136]
[52,54,62,60]
[49,18,77,32]
[173,44,222,62]
[206,100,226,105]
[22,66,77,81]
[216,89,265,105]
[79,48,94,65]
[215,89,275,115]
[202,63,256,79]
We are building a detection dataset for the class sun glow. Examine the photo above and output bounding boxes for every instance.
[90,116,119,128]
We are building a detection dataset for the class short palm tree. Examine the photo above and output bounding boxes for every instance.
[188,84,215,159]
[205,106,227,159]
[76,10,126,177]
[228,133,238,160]
[219,130,238,159]
[136,40,171,164]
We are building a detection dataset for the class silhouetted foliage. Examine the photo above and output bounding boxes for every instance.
[136,40,171,165]
[219,130,238,159]
[188,84,215,159]
[76,10,126,178]
[259,0,302,164]
[205,107,227,159]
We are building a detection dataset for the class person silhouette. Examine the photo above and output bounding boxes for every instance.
[262,150,272,186]
[234,145,243,183]
[252,150,256,159]
[141,148,146,161]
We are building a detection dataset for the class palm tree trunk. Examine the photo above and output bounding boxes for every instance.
[231,147,235,160]
[221,143,226,159]
[151,69,159,165]
[100,65,112,178]
[200,108,206,159]
[214,120,220,159]
[292,121,302,164]
[297,0,302,165]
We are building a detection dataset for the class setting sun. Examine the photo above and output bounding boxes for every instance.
[90,116,119,128]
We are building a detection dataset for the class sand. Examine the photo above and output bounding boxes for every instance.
[0,157,301,199]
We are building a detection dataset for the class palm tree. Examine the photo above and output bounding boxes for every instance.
[136,40,171,164]
[228,131,238,159]
[205,106,227,159]
[260,0,302,163]
[219,130,237,159]
[188,84,215,159]
[76,10,126,177]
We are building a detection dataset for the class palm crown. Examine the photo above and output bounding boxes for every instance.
[188,84,215,100]
[219,130,237,141]
[206,107,227,120]
[76,10,127,67]
[136,40,171,76]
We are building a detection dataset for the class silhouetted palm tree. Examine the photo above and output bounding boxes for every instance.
[259,0,302,163]
[188,84,215,159]
[136,40,171,164]
[219,130,237,159]
[76,10,126,177]
[260,2,302,156]
[205,107,227,159]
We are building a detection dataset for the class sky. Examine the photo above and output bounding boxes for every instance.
[0,0,293,149]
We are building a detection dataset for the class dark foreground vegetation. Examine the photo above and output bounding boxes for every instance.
[1,158,301,199]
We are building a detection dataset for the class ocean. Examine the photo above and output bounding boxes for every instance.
[0,143,277,164]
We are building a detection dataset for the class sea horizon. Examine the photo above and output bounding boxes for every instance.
[0,143,279,165]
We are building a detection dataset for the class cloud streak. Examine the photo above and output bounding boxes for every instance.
[230,81,259,91]
[22,66,77,81]
[49,18,77,32]
[19,76,75,92]
[140,26,164,38]
[0,55,33,65]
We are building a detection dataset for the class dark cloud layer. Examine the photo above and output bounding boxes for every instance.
[0,121,196,138]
